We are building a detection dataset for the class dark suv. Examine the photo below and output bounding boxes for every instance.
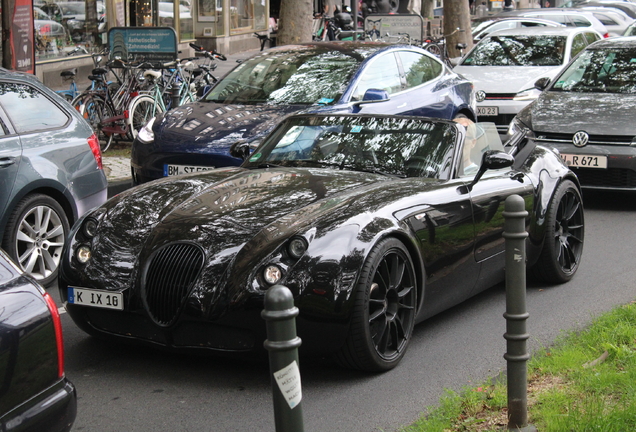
[0,68,107,286]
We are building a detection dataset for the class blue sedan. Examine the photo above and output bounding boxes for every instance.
[131,41,477,184]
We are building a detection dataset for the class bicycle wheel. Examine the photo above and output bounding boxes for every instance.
[424,43,442,57]
[128,95,164,139]
[79,95,115,152]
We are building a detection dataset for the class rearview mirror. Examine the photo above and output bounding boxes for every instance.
[534,77,550,91]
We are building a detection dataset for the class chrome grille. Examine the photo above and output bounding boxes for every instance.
[535,132,635,146]
[143,243,205,326]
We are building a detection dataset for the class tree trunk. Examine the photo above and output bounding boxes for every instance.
[443,0,473,58]
[278,0,314,45]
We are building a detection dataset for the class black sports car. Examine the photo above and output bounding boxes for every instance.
[59,114,584,371]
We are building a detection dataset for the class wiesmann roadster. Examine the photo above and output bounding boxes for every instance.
[59,114,584,371]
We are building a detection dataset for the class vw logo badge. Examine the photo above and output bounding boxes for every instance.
[572,131,589,147]
[476,90,486,102]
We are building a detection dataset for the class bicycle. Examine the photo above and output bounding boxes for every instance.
[127,59,200,139]
[418,27,466,68]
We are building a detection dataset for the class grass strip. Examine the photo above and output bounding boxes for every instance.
[402,300,636,432]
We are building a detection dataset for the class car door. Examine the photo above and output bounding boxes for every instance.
[349,52,412,114]
[394,50,456,119]
[0,106,21,222]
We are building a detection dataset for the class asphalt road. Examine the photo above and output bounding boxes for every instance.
[50,189,636,432]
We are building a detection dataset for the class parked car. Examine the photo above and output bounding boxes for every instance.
[60,113,584,372]
[470,17,565,42]
[0,248,77,431]
[564,6,633,36]
[454,27,602,133]
[510,36,636,191]
[565,0,636,19]
[0,69,107,286]
[130,41,477,184]
[40,1,106,41]
[495,9,611,37]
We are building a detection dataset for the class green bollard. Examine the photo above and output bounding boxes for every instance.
[262,285,304,432]
[502,195,537,432]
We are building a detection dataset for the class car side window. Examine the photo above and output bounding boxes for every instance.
[593,13,618,26]
[570,16,591,28]
[584,32,601,44]
[0,82,68,133]
[352,53,402,101]
[571,33,588,58]
[397,51,442,90]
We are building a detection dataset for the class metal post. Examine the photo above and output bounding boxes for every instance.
[502,195,537,432]
[171,83,181,109]
[262,285,304,432]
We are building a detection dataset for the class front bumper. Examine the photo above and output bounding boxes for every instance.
[477,99,532,133]
[542,142,636,190]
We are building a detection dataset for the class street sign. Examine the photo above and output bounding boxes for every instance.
[108,27,178,66]
[364,14,424,43]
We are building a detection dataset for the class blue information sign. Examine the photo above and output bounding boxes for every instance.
[108,27,178,66]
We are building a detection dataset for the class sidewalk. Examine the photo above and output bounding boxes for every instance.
[102,48,261,194]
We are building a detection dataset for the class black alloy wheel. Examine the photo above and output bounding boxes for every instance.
[530,179,584,284]
[336,237,417,372]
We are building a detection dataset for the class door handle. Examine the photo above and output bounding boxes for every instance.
[0,157,16,168]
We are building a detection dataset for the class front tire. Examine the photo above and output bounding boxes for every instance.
[530,179,584,283]
[335,237,417,371]
[2,194,70,286]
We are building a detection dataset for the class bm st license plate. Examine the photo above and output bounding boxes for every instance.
[560,154,607,169]
[68,287,124,310]
[164,164,214,176]
[477,106,498,116]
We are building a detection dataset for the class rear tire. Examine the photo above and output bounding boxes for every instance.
[2,194,69,287]
[530,179,584,283]
[335,237,417,371]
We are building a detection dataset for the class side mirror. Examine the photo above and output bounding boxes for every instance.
[354,88,390,105]
[534,77,550,91]
[462,150,515,193]
[230,140,250,160]
[456,43,467,50]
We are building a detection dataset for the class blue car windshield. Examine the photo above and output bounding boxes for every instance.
[205,48,361,105]
[461,35,567,66]
[244,116,458,179]
[552,48,636,94]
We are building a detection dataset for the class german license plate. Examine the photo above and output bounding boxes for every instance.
[68,287,124,310]
[164,164,214,176]
[477,106,498,116]
[560,154,607,169]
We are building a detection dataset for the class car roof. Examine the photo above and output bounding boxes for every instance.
[483,26,597,37]
[0,68,43,85]
[587,34,636,48]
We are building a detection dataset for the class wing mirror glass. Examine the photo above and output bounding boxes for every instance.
[230,140,250,160]
[353,88,390,105]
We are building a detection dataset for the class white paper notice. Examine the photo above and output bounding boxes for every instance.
[273,361,302,409]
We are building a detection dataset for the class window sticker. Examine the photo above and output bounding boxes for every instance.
[249,153,262,162]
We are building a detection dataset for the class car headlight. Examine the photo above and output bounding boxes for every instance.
[287,237,308,259]
[137,116,156,144]
[76,245,92,264]
[507,117,524,137]
[82,218,99,238]
[513,87,542,102]
[263,265,283,285]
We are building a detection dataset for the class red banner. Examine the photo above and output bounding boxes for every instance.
[10,0,35,73]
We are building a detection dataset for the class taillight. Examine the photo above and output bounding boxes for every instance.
[87,133,103,170]
[43,292,65,379]
[604,33,610,38]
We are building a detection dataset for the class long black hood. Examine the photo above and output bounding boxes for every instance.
[155,102,314,150]
[522,91,636,135]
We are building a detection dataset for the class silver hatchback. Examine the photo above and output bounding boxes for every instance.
[0,69,107,285]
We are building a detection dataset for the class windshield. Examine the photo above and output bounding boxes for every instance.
[205,48,361,105]
[461,35,567,66]
[552,47,636,93]
[244,116,458,179]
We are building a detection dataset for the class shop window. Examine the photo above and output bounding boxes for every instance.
[34,1,108,61]
[230,0,267,34]
[197,0,224,36]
